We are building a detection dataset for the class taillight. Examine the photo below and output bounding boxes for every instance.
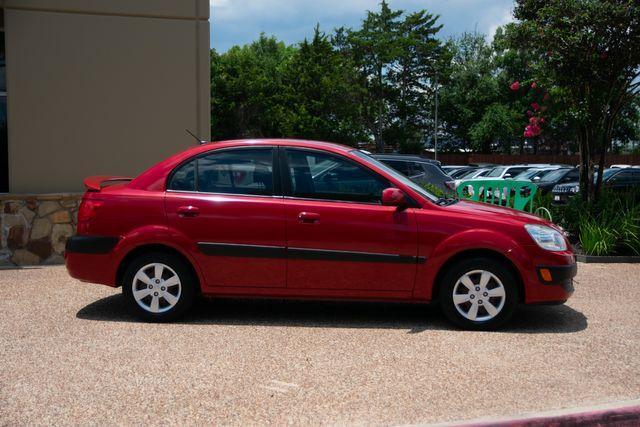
[77,199,104,234]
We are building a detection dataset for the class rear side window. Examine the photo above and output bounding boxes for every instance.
[168,160,195,191]
[167,148,274,196]
[197,148,274,195]
[286,149,388,203]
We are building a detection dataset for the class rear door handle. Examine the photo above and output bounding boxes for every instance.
[177,205,199,217]
[298,211,320,224]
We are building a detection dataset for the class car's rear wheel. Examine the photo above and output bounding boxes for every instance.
[439,257,518,330]
[123,252,196,322]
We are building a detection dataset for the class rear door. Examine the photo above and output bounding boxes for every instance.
[165,147,286,288]
[281,148,418,292]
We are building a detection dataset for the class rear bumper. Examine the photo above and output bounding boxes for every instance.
[65,236,120,287]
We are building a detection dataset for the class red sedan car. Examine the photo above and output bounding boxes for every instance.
[65,139,576,330]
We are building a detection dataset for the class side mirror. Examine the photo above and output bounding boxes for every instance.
[382,188,408,209]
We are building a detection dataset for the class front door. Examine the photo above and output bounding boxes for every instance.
[281,148,418,292]
[165,147,286,288]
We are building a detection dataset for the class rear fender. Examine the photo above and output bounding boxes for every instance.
[112,225,205,287]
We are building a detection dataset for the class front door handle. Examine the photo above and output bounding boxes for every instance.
[298,211,320,224]
[177,205,199,217]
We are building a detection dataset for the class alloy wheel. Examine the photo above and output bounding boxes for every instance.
[452,270,506,322]
[131,263,182,314]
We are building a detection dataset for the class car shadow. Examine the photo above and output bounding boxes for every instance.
[76,294,588,334]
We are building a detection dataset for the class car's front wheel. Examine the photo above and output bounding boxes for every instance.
[122,252,196,322]
[439,257,518,330]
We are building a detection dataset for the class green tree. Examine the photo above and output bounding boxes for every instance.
[438,32,502,153]
[342,1,444,152]
[510,0,640,201]
[284,26,368,145]
[210,34,295,140]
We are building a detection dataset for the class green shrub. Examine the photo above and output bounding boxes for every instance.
[421,183,447,198]
[579,220,618,256]
[537,188,640,256]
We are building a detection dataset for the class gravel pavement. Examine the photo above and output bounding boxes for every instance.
[1,263,639,425]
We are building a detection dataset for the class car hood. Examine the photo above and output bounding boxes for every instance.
[444,200,547,224]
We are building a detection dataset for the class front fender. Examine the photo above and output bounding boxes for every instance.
[414,228,531,300]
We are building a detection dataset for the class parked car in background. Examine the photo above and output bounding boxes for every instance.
[442,165,467,175]
[446,167,493,190]
[512,167,563,182]
[374,154,452,193]
[484,165,534,180]
[532,167,579,195]
[65,139,576,330]
[552,167,640,204]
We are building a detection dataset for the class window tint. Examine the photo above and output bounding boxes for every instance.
[168,160,196,191]
[409,162,425,176]
[382,160,410,176]
[197,148,274,195]
[286,149,388,203]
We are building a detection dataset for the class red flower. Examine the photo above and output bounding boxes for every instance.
[527,110,534,117]
[529,116,539,124]
[510,81,520,91]
[531,81,538,89]
[531,102,540,111]
[543,92,550,102]
[539,117,545,124]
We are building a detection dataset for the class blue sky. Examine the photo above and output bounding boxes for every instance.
[210,0,515,52]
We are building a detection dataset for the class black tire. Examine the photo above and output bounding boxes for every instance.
[439,257,519,331]
[122,252,197,322]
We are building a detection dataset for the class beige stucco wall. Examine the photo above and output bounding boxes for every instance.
[2,0,210,193]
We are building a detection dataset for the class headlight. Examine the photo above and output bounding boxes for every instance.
[525,224,567,251]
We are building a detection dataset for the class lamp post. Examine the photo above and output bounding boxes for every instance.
[434,73,439,162]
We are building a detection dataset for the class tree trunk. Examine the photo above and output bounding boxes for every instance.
[578,126,591,202]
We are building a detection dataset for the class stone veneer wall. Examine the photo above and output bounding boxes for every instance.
[0,194,82,266]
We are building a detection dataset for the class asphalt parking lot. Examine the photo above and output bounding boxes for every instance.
[1,264,639,425]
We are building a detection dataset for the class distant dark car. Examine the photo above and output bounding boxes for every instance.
[533,167,580,195]
[374,154,452,192]
[552,167,640,204]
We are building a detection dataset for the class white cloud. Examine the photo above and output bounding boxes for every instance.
[210,0,515,50]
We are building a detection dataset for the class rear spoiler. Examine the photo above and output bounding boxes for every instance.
[83,175,133,191]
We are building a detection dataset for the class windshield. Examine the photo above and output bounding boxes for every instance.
[460,168,483,179]
[596,169,619,181]
[514,169,540,180]
[352,150,438,202]
[539,168,570,182]
[486,167,505,177]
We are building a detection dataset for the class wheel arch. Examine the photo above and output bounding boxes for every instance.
[116,243,202,292]
[431,248,525,303]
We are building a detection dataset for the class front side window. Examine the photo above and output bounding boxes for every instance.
[286,149,388,203]
[167,148,274,196]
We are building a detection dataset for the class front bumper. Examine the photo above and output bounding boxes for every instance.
[536,264,577,294]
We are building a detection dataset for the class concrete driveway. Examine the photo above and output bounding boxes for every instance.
[1,264,639,425]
